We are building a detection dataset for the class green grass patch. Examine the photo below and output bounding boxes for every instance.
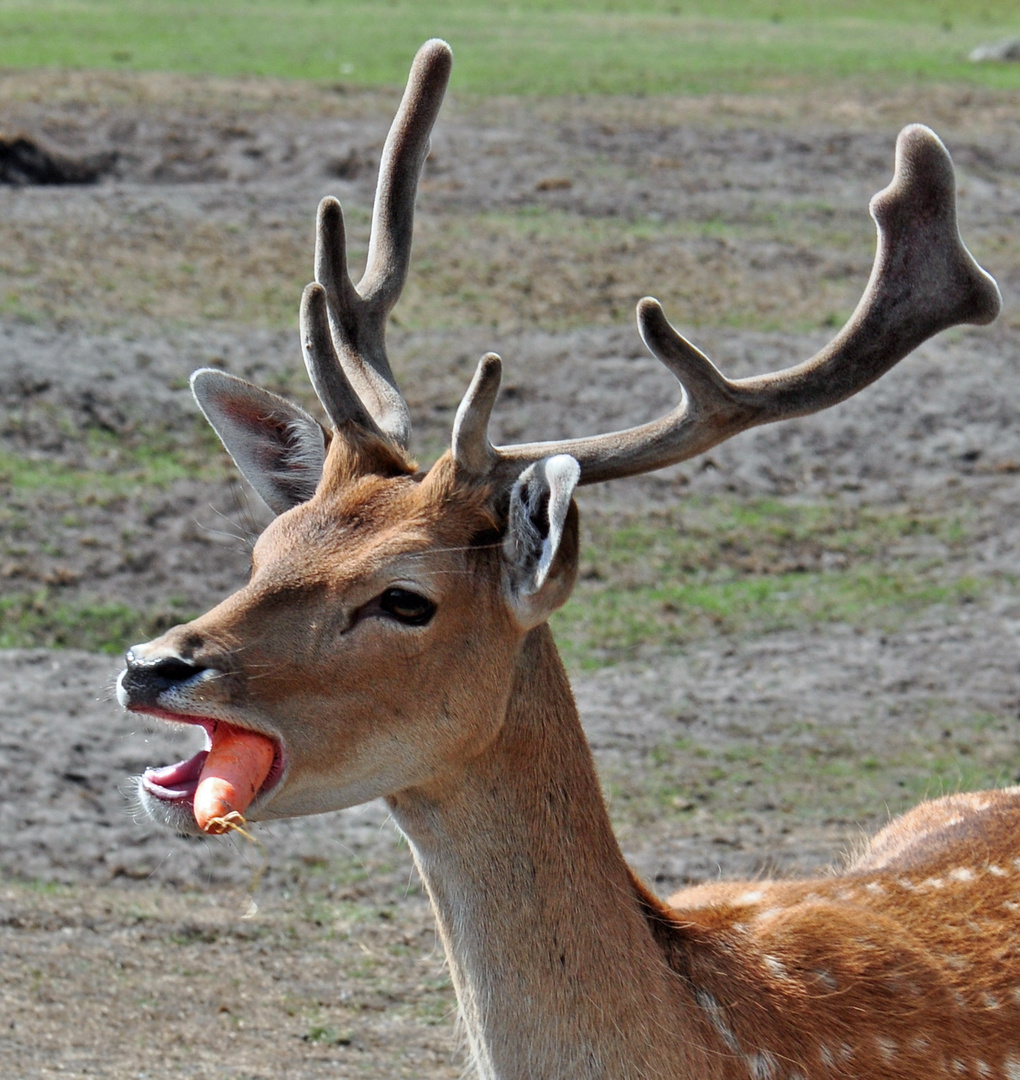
[0,431,227,497]
[604,710,1018,841]
[553,497,988,667]
[1,2,1019,94]
[556,567,987,667]
[0,589,196,652]
[0,448,189,494]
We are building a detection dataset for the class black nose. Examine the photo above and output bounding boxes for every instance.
[120,650,206,706]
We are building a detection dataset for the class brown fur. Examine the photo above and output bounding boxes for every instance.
[126,440,1020,1080]
[633,789,1020,1077]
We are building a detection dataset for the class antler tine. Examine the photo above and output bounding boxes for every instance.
[452,353,502,473]
[361,38,452,307]
[477,124,1000,487]
[299,282,385,437]
[313,38,453,449]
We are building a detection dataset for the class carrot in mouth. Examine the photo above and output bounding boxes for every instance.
[194,722,276,834]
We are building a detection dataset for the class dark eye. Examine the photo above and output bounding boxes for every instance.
[378,587,436,626]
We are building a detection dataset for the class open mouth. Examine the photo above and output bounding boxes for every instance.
[141,747,210,802]
[138,715,285,827]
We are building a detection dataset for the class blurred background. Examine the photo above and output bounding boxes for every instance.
[3,4,1020,1077]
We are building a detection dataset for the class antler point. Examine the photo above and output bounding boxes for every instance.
[636,297,674,343]
[417,38,453,70]
[421,37,453,57]
[636,296,664,322]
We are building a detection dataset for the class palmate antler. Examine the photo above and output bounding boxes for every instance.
[253,40,1003,497]
[451,124,1001,485]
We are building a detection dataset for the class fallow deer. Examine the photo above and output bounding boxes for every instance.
[117,40,1014,1080]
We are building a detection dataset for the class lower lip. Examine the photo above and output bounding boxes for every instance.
[141,749,209,802]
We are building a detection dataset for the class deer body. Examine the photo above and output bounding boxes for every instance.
[114,40,1013,1080]
[393,613,1020,1079]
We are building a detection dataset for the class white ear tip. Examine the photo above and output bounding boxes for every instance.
[545,454,581,489]
[190,367,229,387]
[190,367,247,407]
[190,367,216,395]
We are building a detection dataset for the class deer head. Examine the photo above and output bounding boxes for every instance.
[116,39,1000,839]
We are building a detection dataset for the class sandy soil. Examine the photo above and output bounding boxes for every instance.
[2,69,1020,1077]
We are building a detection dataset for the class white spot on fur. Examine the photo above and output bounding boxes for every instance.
[746,1050,778,1080]
[896,877,915,890]
[865,881,885,895]
[1005,1055,1020,1080]
[976,1061,991,1078]
[921,877,946,890]
[1004,900,1020,912]
[911,1035,930,1054]
[982,993,1001,1010]
[694,988,740,1053]
[812,968,838,991]
[754,907,783,924]
[989,864,1007,877]
[950,866,975,882]
[875,1036,897,1062]
[952,1059,967,1074]
[738,890,764,905]
[1012,857,1020,873]
[819,1046,835,1069]
[763,956,788,980]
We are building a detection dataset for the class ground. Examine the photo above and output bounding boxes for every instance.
[1,69,1020,1078]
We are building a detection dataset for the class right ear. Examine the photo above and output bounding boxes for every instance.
[503,455,581,630]
[191,369,329,515]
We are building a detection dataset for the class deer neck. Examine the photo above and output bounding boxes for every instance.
[387,623,707,1080]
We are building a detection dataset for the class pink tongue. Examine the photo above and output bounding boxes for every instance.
[193,723,276,834]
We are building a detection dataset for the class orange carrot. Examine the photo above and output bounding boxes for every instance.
[194,723,276,834]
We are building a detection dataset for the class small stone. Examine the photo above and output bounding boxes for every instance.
[969,38,1020,63]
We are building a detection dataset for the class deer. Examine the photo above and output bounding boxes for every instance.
[115,38,1016,1080]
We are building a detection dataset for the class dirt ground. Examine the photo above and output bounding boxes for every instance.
[2,67,1020,1078]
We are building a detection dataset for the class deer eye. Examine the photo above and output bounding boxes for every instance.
[378,587,436,626]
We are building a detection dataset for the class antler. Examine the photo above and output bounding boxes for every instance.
[452,124,1001,486]
[302,38,452,448]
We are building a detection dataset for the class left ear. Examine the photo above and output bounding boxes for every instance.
[503,455,581,630]
[191,368,329,515]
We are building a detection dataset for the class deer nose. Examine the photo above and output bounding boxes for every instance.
[118,648,207,709]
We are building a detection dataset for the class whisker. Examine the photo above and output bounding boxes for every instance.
[193,513,250,548]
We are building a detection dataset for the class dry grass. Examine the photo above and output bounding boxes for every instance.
[0,201,879,335]
[0,874,460,1079]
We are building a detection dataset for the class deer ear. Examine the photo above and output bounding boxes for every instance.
[191,369,328,515]
[503,455,581,630]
